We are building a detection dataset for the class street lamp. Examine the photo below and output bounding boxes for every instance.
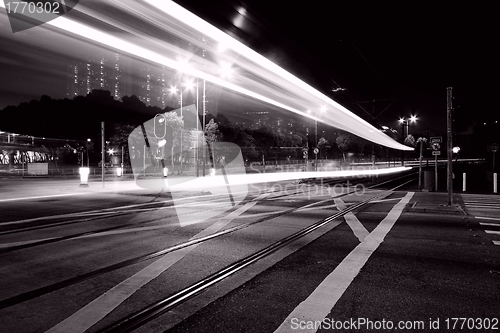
[86,138,91,167]
[398,115,417,165]
[453,146,460,162]
[399,115,417,138]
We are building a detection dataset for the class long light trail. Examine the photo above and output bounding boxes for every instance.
[0,0,412,151]
[154,166,413,192]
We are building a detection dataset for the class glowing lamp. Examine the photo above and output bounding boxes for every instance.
[116,167,123,177]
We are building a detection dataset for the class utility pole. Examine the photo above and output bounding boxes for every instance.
[203,79,206,177]
[121,146,124,175]
[101,121,105,188]
[196,78,199,177]
[447,87,453,205]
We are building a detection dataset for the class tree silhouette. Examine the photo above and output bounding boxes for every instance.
[336,134,351,161]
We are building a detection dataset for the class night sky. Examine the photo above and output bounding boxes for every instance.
[0,1,496,137]
[172,1,497,135]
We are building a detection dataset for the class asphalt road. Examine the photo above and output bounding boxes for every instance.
[0,172,498,333]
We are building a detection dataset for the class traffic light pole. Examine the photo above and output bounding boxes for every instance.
[101,121,105,188]
[447,87,453,205]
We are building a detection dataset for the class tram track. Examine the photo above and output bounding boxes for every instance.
[0,172,414,315]
[94,179,412,333]
[0,179,350,309]
[0,175,366,251]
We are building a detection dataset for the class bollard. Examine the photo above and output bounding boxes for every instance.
[463,172,466,192]
[494,173,497,193]
[79,167,90,187]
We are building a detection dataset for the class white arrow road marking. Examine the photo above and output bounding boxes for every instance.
[45,192,270,333]
[274,192,414,333]
[334,198,369,242]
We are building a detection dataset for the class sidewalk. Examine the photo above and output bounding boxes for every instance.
[405,191,466,215]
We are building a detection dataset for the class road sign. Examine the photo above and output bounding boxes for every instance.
[303,151,308,158]
[431,142,440,151]
[302,147,308,153]
[313,148,319,155]
[488,143,499,153]
[430,137,442,144]
[432,151,441,156]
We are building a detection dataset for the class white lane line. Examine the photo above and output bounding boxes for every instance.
[475,216,500,221]
[334,198,369,242]
[0,192,91,203]
[493,241,500,246]
[463,195,500,199]
[479,222,500,226]
[274,192,414,333]
[465,205,500,209]
[45,192,270,333]
[485,230,500,235]
[465,202,500,206]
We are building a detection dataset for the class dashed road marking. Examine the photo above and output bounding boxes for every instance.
[479,222,500,227]
[476,216,500,221]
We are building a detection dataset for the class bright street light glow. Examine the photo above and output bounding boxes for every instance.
[169,86,178,94]
[410,115,417,123]
[320,105,327,113]
[184,80,194,90]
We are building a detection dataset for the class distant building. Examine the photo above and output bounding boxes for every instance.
[66,52,122,100]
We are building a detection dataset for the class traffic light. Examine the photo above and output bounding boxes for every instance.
[154,113,167,139]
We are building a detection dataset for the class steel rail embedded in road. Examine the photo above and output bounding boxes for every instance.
[0,173,411,313]
[0,179,360,310]
[0,176,359,252]
[98,188,401,333]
